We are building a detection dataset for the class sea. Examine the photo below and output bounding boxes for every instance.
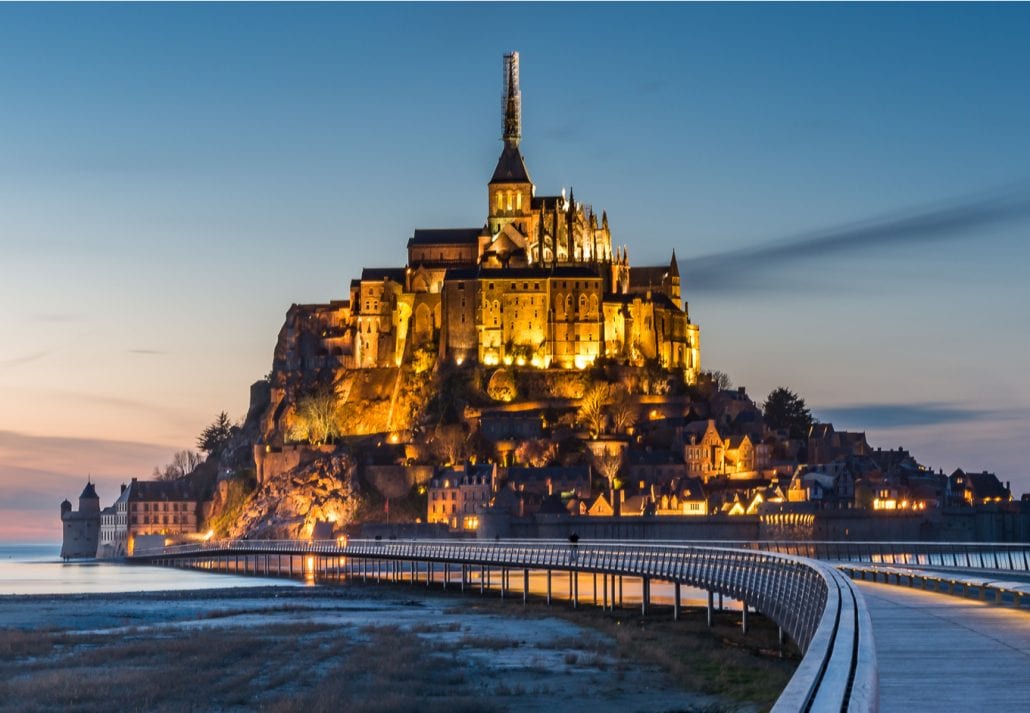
[0,543,302,596]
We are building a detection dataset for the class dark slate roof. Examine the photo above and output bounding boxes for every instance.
[125,479,197,502]
[79,482,98,499]
[604,291,680,311]
[531,195,564,210]
[408,228,482,246]
[360,267,406,283]
[507,466,590,482]
[489,144,532,184]
[629,266,668,289]
[628,450,684,466]
[537,493,569,515]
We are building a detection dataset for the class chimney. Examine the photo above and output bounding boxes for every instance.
[120,483,127,494]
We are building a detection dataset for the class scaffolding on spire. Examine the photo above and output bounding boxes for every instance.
[502,51,521,147]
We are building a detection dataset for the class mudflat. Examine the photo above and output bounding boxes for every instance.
[0,584,792,712]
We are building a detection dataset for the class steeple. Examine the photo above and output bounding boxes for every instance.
[502,51,521,148]
[669,249,679,278]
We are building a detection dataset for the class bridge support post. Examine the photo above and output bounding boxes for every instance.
[523,569,529,605]
[741,602,749,634]
[718,592,723,611]
[572,571,579,609]
[707,590,714,627]
[460,564,466,592]
[427,562,432,588]
[481,566,486,594]
[619,576,623,608]
[546,570,552,605]
[443,563,448,590]
[500,568,506,599]
[673,582,681,621]
[641,577,649,616]
[603,574,608,611]
[593,572,597,606]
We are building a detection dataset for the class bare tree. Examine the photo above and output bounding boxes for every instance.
[296,385,342,445]
[591,448,624,499]
[154,450,203,481]
[577,383,612,437]
[607,386,637,434]
[431,424,467,465]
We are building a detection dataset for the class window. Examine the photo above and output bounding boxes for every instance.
[516,192,522,210]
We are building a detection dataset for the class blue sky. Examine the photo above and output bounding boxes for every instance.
[2,3,1029,539]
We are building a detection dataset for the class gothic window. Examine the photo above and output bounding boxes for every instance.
[496,192,502,210]
[516,192,522,211]
[590,295,598,313]
[506,191,513,211]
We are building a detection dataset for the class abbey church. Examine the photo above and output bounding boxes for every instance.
[278,52,699,379]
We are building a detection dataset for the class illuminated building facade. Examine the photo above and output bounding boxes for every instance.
[278,52,700,380]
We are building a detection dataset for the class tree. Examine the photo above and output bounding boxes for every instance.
[590,448,624,499]
[607,386,637,434]
[763,387,814,440]
[197,411,236,454]
[707,370,732,391]
[577,383,612,437]
[154,449,203,480]
[431,424,468,465]
[294,385,342,446]
[514,439,558,467]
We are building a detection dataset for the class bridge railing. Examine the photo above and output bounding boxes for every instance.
[136,538,877,713]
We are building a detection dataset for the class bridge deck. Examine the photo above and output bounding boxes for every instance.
[856,580,1030,712]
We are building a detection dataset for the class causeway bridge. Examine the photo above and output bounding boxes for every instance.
[134,539,1030,712]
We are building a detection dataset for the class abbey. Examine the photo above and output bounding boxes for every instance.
[280,52,699,379]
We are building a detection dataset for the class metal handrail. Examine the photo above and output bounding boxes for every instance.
[134,539,878,712]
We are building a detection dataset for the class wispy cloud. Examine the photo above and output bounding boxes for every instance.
[814,402,1024,429]
[0,350,52,367]
[681,186,1030,292]
[127,348,166,355]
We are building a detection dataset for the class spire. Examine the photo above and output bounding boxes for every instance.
[502,51,521,148]
[669,249,679,277]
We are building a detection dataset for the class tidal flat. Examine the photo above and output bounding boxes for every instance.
[0,584,794,712]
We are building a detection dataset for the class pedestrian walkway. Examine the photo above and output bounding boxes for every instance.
[856,580,1030,712]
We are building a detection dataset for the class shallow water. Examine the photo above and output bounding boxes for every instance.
[0,543,303,595]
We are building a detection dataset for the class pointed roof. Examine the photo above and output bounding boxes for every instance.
[79,481,98,500]
[669,250,679,278]
[490,143,532,184]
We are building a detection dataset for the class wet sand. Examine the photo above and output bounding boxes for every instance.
[0,584,771,713]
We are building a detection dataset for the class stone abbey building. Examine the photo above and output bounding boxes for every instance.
[278,52,700,379]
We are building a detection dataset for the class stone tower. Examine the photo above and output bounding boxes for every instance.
[488,51,534,236]
[60,480,101,559]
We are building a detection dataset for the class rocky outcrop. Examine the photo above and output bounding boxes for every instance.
[229,453,363,539]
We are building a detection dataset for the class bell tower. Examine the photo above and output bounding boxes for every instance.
[488,51,534,236]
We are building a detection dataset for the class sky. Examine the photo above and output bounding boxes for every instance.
[2,3,1029,541]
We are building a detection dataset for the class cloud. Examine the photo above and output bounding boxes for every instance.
[127,348,166,355]
[681,186,1030,293]
[0,430,177,479]
[813,402,1023,429]
[0,350,52,367]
